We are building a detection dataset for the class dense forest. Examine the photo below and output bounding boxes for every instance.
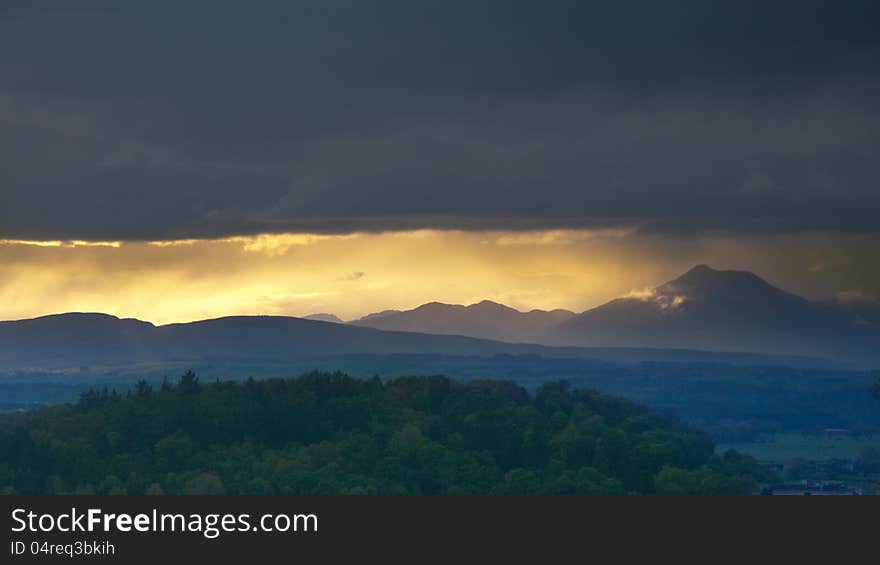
[0,371,769,495]
[6,357,878,444]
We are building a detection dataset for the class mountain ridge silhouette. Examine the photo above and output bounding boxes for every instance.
[1,266,877,369]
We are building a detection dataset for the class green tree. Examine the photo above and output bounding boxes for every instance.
[183,473,225,495]
[178,370,199,394]
[0,372,756,495]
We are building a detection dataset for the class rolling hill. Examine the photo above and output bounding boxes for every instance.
[0,310,821,378]
[1,266,877,375]
[351,300,574,343]
[302,313,345,323]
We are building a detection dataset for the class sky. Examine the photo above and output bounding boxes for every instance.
[1,1,878,323]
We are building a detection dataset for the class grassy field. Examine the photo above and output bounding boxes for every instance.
[717,433,880,462]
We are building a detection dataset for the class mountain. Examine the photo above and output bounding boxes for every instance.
[356,309,402,322]
[834,298,880,326]
[0,313,541,371]
[549,265,880,360]
[0,311,818,377]
[302,313,345,324]
[2,266,875,376]
[0,313,156,368]
[351,300,575,343]
[347,267,880,363]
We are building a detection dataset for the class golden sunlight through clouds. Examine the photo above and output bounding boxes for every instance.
[0,230,875,324]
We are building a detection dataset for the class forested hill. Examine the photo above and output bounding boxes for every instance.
[0,372,768,495]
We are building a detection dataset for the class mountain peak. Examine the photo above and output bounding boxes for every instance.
[549,265,872,357]
[351,299,573,343]
[302,313,344,324]
[415,301,462,312]
[3,312,156,329]
[356,309,402,322]
[637,265,809,314]
[665,264,774,292]
[683,264,716,276]
[675,264,750,285]
[469,300,518,312]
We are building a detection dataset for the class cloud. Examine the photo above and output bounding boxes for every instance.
[228,234,355,257]
[625,288,657,300]
[1,2,879,241]
[338,271,366,281]
[494,229,634,246]
[836,290,868,302]
[0,239,120,248]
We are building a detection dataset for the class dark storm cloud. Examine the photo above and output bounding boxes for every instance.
[1,1,879,240]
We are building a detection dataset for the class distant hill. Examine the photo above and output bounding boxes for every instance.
[302,313,345,324]
[356,309,402,322]
[348,266,880,363]
[352,300,575,343]
[0,313,157,368]
[0,314,545,370]
[2,266,876,375]
[0,311,820,377]
[548,265,880,361]
[834,298,880,326]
